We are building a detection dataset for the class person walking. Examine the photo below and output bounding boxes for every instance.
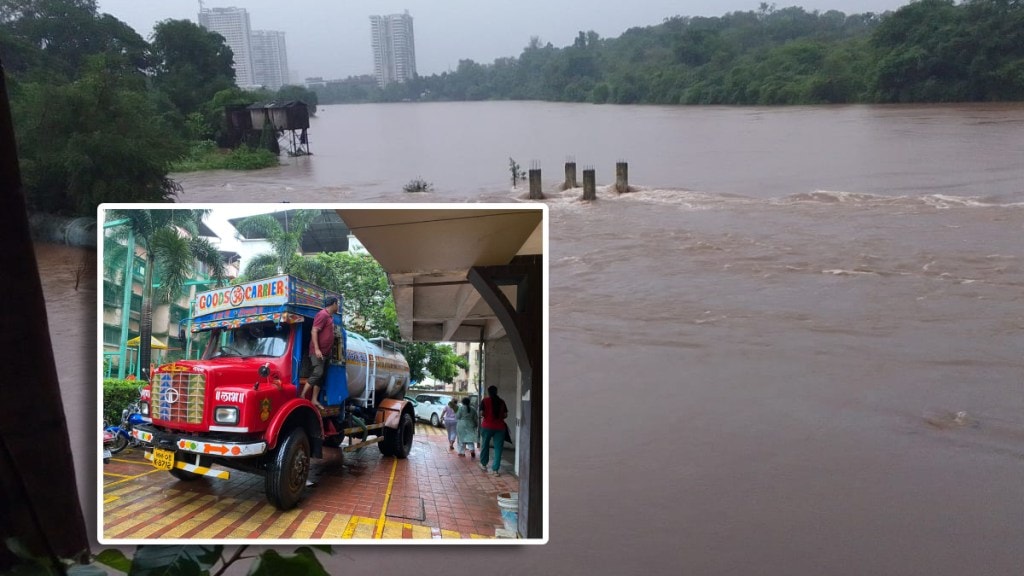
[478,385,508,476]
[441,398,459,451]
[454,397,477,458]
[301,296,339,409]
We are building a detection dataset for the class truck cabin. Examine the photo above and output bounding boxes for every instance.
[191,314,346,390]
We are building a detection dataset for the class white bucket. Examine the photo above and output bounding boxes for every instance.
[497,491,518,533]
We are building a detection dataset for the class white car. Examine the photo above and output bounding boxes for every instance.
[412,393,454,427]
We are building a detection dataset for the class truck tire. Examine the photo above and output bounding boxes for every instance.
[265,427,310,510]
[169,455,210,482]
[383,412,414,459]
[378,430,394,457]
[430,413,440,427]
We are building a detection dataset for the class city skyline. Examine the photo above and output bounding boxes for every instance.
[96,0,913,84]
[197,5,290,90]
[197,6,255,87]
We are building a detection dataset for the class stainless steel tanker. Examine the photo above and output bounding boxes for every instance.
[341,332,410,402]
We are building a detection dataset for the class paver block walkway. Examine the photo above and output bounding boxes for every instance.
[102,424,519,541]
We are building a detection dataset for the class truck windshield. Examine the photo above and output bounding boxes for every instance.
[203,324,289,359]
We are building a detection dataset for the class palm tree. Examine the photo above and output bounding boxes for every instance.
[106,209,226,381]
[235,209,335,283]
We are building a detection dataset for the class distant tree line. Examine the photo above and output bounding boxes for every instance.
[0,0,319,215]
[316,0,1024,106]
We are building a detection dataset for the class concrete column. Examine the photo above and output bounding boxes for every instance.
[582,169,596,201]
[562,162,577,190]
[528,168,543,200]
[615,161,629,193]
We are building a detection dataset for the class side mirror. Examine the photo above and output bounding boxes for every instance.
[258,364,271,378]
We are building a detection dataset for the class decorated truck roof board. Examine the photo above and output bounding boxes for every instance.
[191,274,343,332]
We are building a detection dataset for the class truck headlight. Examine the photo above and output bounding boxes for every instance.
[140,402,150,416]
[214,407,239,425]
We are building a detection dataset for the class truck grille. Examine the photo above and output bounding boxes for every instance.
[152,372,206,425]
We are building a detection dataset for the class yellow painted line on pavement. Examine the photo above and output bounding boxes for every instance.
[260,509,302,538]
[291,510,327,539]
[103,495,120,504]
[373,457,399,538]
[321,514,352,538]
[103,468,161,488]
[103,472,133,478]
[341,516,376,539]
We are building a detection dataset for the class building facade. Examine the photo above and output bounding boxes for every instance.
[369,11,417,88]
[251,30,290,90]
[198,6,256,88]
[102,231,240,378]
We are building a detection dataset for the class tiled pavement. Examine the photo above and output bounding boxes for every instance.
[102,423,519,541]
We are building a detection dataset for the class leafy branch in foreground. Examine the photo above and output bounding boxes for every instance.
[1,540,333,576]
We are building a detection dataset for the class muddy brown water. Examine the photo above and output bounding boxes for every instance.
[43,102,1024,574]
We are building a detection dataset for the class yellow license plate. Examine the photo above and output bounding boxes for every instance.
[152,448,175,471]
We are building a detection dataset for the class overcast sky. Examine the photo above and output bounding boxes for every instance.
[96,1,912,82]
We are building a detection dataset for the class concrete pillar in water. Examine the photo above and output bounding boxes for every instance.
[529,168,543,199]
[562,162,577,190]
[615,161,629,193]
[582,169,596,201]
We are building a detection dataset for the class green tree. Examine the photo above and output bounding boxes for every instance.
[300,249,471,385]
[0,0,149,81]
[150,19,235,115]
[106,209,226,381]
[424,344,470,384]
[310,252,397,339]
[276,84,319,113]
[11,55,185,214]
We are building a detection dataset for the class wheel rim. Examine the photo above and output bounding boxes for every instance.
[111,434,128,453]
[288,447,309,493]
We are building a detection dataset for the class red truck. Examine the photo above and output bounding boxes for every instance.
[131,274,415,509]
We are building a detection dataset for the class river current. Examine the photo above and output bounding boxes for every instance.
[40,101,1024,574]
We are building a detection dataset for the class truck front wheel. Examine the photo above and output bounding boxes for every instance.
[383,412,414,459]
[265,428,310,510]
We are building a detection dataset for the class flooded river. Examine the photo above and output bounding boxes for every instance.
[42,101,1024,574]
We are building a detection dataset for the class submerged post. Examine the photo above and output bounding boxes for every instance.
[562,161,577,190]
[529,167,543,200]
[582,168,596,201]
[615,161,629,194]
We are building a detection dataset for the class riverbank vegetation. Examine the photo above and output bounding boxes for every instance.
[316,0,1024,106]
[3,1,1023,214]
[0,0,318,215]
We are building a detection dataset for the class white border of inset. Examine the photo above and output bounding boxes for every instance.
[96,202,549,546]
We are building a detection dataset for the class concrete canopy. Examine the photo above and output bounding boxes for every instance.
[229,209,350,254]
[335,208,543,343]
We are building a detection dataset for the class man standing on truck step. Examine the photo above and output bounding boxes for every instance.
[302,296,339,409]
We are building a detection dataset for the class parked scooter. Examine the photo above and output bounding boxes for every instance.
[104,401,145,455]
[103,427,116,464]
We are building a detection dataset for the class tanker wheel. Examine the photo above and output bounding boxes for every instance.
[169,454,210,482]
[378,429,395,457]
[383,412,414,459]
[265,428,310,510]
